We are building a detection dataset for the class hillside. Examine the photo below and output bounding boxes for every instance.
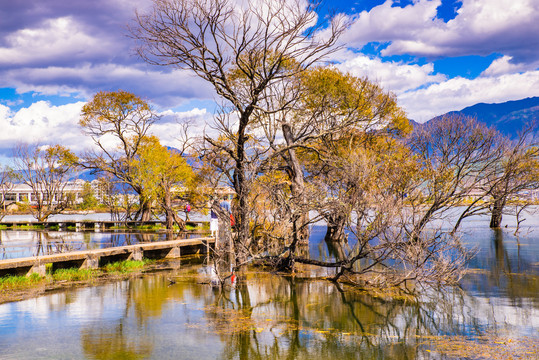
[417,97,539,138]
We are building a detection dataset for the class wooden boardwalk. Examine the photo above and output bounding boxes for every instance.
[0,237,214,277]
[0,220,207,230]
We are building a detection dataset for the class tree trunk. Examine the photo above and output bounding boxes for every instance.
[490,198,505,228]
[282,123,310,244]
[231,111,254,265]
[138,194,152,222]
[324,213,347,242]
[162,188,174,230]
[211,200,234,267]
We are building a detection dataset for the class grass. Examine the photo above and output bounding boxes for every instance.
[134,224,164,230]
[0,273,42,291]
[52,268,98,281]
[0,259,154,293]
[173,223,200,231]
[103,259,150,273]
[12,224,45,229]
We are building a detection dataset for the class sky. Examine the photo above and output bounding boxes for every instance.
[1,0,538,164]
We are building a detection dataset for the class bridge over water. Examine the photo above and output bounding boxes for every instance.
[0,237,215,277]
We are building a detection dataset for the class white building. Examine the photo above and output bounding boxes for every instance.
[1,180,87,205]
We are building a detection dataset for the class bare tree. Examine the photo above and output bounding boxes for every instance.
[0,166,18,220]
[485,125,539,228]
[132,0,346,263]
[407,115,504,236]
[14,144,78,222]
[262,135,471,287]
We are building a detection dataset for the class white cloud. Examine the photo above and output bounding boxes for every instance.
[0,17,116,67]
[335,53,446,95]
[0,101,88,151]
[343,0,539,63]
[152,108,214,149]
[340,0,441,48]
[0,101,216,165]
[481,55,539,77]
[398,70,539,121]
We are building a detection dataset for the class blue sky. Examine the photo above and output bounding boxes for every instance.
[0,0,538,164]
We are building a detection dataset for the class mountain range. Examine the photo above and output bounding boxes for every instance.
[413,96,539,138]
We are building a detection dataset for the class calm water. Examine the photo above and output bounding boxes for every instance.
[0,212,208,260]
[0,230,208,260]
[0,209,538,359]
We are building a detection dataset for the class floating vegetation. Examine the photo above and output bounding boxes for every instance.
[421,333,539,360]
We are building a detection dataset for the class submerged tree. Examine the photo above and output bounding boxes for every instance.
[79,90,159,221]
[407,115,504,236]
[263,133,471,287]
[251,67,409,245]
[132,0,347,263]
[486,126,539,228]
[14,144,78,222]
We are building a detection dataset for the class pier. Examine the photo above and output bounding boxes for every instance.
[0,237,214,277]
[0,220,207,231]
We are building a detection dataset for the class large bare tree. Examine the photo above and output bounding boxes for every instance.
[132,0,346,262]
[407,115,504,236]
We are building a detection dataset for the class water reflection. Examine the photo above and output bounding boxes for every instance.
[0,230,192,260]
[0,262,537,359]
[0,210,538,359]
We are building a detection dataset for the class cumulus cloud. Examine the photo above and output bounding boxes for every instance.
[481,56,539,77]
[0,101,88,152]
[0,101,216,164]
[0,0,317,107]
[343,0,539,63]
[398,70,539,121]
[335,53,446,95]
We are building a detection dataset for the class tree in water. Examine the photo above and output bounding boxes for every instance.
[132,0,346,264]
[486,126,539,228]
[407,115,504,236]
[250,67,409,245]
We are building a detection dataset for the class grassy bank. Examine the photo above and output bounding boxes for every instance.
[0,259,152,294]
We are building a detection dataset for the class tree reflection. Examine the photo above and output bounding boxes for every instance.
[201,273,485,360]
[81,321,152,360]
[80,271,205,359]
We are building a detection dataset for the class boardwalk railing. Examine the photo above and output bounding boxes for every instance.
[0,237,214,277]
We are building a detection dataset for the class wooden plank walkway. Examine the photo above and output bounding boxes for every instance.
[0,237,215,277]
[0,220,208,230]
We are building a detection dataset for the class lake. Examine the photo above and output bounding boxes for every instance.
[0,209,537,359]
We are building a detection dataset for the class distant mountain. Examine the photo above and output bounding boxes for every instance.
[416,97,539,138]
